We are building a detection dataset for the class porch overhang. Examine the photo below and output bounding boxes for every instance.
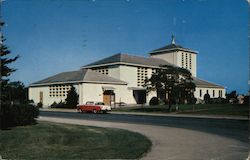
[128,87,146,91]
[102,86,115,91]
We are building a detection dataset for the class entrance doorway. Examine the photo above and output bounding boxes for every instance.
[133,90,146,104]
[103,90,115,106]
[39,91,43,103]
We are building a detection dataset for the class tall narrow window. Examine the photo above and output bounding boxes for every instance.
[219,90,222,97]
[200,89,202,97]
[181,53,184,67]
[185,53,188,68]
[213,90,215,97]
[189,54,192,69]
[39,91,43,103]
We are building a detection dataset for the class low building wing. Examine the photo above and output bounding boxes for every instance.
[29,69,127,87]
[193,77,224,88]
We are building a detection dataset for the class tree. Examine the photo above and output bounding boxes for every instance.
[144,65,196,111]
[226,90,238,103]
[65,85,78,108]
[0,21,19,104]
[204,92,211,104]
[6,81,28,104]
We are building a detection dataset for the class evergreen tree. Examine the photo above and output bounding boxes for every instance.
[0,21,19,104]
[65,85,78,108]
[204,92,211,104]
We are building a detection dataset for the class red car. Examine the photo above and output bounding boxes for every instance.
[77,101,111,113]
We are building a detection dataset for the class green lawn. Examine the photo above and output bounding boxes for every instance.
[113,104,248,117]
[178,104,249,117]
[0,122,151,159]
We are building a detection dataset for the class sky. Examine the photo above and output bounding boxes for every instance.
[2,0,249,94]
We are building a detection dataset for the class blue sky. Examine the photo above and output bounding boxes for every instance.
[2,0,249,94]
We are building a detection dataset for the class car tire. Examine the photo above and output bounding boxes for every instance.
[103,110,107,114]
[93,110,97,114]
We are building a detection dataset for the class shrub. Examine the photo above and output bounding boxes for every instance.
[211,97,228,104]
[149,97,159,105]
[37,102,43,108]
[204,93,211,104]
[1,104,39,130]
[188,97,197,104]
[50,101,67,108]
[243,96,249,105]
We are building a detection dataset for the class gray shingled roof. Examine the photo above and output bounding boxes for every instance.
[30,69,127,86]
[83,53,173,68]
[149,43,197,55]
[193,77,224,88]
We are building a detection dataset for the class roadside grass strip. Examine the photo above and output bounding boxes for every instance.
[0,122,151,159]
[113,104,248,117]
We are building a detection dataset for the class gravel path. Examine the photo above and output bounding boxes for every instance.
[39,116,248,160]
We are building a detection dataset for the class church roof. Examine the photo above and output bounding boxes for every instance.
[193,77,224,88]
[149,36,198,55]
[29,69,127,86]
[83,53,174,68]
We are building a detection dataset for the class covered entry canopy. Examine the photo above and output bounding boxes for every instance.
[128,87,146,104]
[102,86,115,91]
[128,87,146,90]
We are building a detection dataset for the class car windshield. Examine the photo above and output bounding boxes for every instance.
[96,102,105,105]
[86,101,94,105]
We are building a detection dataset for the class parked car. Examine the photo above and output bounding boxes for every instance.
[77,101,111,113]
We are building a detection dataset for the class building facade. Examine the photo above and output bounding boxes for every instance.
[29,36,225,107]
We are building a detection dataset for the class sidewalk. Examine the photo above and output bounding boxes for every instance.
[40,108,249,120]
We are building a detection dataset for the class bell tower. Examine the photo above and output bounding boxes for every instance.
[149,36,198,77]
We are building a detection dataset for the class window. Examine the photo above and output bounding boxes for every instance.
[200,89,202,97]
[213,90,215,97]
[137,67,148,87]
[189,54,192,69]
[219,90,223,97]
[93,67,109,75]
[185,53,188,68]
[49,84,72,97]
[181,53,184,67]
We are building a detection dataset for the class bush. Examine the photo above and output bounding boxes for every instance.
[204,93,211,104]
[50,101,67,108]
[211,97,228,104]
[1,104,39,130]
[37,102,43,108]
[149,97,159,105]
[243,96,249,105]
[188,97,197,104]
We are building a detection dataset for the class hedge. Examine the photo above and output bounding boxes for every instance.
[1,104,39,130]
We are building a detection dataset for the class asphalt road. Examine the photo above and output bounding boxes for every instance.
[40,111,249,144]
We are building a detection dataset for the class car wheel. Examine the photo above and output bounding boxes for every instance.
[103,110,107,114]
[93,110,97,114]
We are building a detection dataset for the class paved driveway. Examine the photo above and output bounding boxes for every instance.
[39,116,248,160]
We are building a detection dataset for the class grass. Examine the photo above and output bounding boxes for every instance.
[113,104,249,117]
[113,105,170,113]
[178,104,249,117]
[0,122,151,159]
